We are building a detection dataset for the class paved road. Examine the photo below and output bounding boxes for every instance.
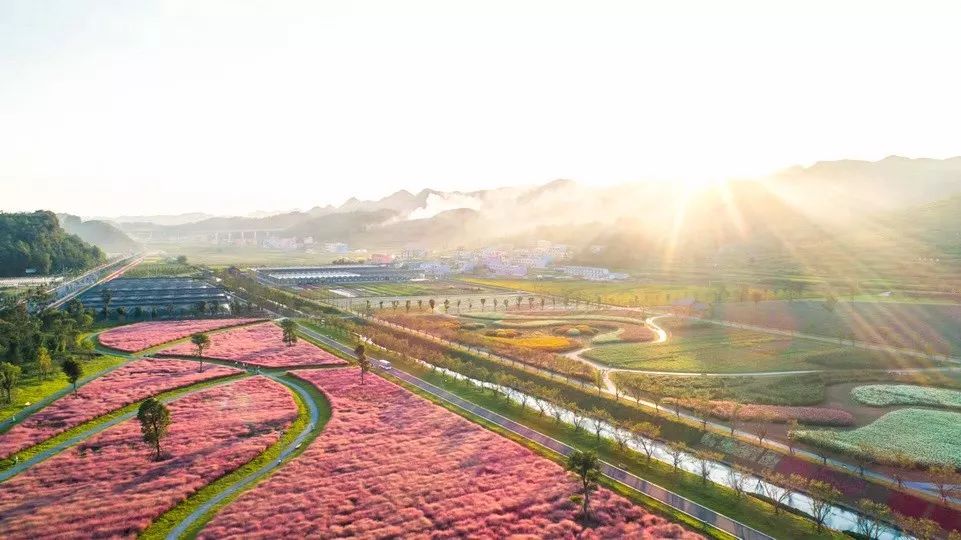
[296,324,770,540]
[165,372,324,540]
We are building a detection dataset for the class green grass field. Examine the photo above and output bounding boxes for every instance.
[794,408,961,467]
[583,320,934,373]
[851,384,961,409]
[0,355,126,422]
[713,299,961,356]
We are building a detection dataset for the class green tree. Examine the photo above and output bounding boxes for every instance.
[808,480,841,532]
[36,345,53,381]
[565,450,601,519]
[280,319,298,347]
[0,362,22,403]
[355,344,370,384]
[190,332,211,372]
[100,288,113,319]
[62,358,83,394]
[137,398,171,460]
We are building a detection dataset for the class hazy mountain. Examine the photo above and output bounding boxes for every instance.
[57,214,140,254]
[120,156,961,258]
[99,212,214,226]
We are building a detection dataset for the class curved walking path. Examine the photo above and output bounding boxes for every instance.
[163,372,327,540]
[0,375,242,483]
[295,324,771,540]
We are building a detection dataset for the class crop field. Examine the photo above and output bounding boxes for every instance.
[669,399,855,426]
[121,261,198,278]
[712,299,961,356]
[98,318,263,351]
[491,334,580,352]
[374,312,597,381]
[0,377,297,539]
[0,359,239,458]
[462,277,719,306]
[793,408,961,467]
[851,384,961,409]
[160,322,348,368]
[201,369,700,539]
[611,372,828,405]
[584,318,931,373]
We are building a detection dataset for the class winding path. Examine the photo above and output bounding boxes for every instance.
[163,372,327,540]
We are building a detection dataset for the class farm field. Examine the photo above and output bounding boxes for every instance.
[98,318,263,351]
[712,299,961,356]
[0,355,125,422]
[0,358,239,458]
[583,318,934,373]
[374,312,597,381]
[159,322,348,368]
[301,280,501,300]
[851,384,961,409]
[463,277,720,306]
[793,408,961,468]
[121,261,198,278]
[612,372,828,405]
[0,377,297,539]
[201,368,701,539]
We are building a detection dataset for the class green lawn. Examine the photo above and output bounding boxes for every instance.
[794,408,961,467]
[0,356,126,422]
[583,321,933,373]
[712,299,961,356]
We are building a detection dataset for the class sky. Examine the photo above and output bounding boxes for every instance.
[2,0,960,217]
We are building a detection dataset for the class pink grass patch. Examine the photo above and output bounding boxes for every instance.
[200,369,701,539]
[0,359,239,458]
[0,377,297,540]
[98,318,263,351]
[159,322,347,368]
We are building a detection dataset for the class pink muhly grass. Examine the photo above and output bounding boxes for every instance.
[160,322,347,368]
[98,318,263,352]
[0,376,297,540]
[0,359,239,459]
[200,369,702,539]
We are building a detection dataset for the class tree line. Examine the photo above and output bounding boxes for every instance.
[0,211,104,277]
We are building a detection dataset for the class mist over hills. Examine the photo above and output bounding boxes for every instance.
[102,156,961,266]
[57,214,141,254]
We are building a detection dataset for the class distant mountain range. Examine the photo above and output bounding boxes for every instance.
[87,156,960,269]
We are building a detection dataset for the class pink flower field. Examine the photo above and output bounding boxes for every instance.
[201,369,701,539]
[0,358,239,458]
[98,318,263,351]
[160,322,348,368]
[0,377,297,540]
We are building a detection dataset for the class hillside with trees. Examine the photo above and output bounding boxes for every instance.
[0,211,104,277]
